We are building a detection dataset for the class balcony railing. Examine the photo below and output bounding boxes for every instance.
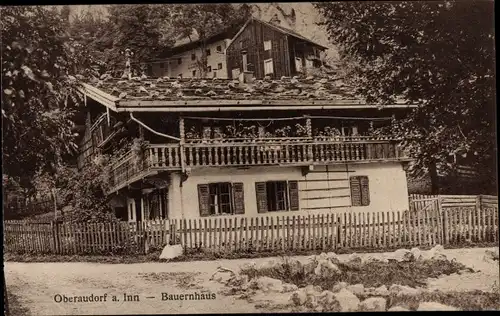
[107,136,408,193]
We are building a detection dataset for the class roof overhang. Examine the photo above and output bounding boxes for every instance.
[79,82,418,113]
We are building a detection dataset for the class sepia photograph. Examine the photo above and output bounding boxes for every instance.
[2,1,498,315]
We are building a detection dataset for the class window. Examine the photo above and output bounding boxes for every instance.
[255,181,299,213]
[198,183,245,216]
[350,176,370,206]
[192,70,196,77]
[217,63,223,70]
[191,53,196,61]
[178,74,183,79]
[213,71,217,78]
[264,40,272,51]
[207,65,212,73]
[341,126,358,136]
[177,58,182,65]
[239,40,243,49]
[264,59,274,75]
[216,45,222,53]
[206,49,211,56]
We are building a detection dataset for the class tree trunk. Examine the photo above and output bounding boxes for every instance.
[429,161,440,194]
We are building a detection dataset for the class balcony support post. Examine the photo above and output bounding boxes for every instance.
[179,117,187,183]
[305,116,314,161]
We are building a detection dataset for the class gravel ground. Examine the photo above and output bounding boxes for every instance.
[5,247,499,315]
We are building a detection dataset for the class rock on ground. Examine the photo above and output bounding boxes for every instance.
[417,302,459,311]
[359,297,387,311]
[289,289,307,306]
[374,285,389,296]
[159,244,183,260]
[334,288,360,312]
[331,282,348,293]
[252,276,284,293]
[389,284,421,296]
[346,283,364,296]
[484,249,499,261]
[411,247,423,261]
[388,305,410,311]
[390,249,414,262]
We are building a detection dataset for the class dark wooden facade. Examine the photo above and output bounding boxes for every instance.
[226,19,325,79]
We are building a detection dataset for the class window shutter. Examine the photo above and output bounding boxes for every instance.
[350,176,362,206]
[197,184,211,217]
[360,176,370,206]
[288,180,300,211]
[255,182,268,213]
[232,183,245,214]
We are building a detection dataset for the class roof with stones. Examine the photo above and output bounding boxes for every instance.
[82,73,361,103]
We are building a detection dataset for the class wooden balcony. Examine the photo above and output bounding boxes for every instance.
[107,136,409,193]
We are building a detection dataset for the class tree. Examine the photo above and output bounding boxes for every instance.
[314,1,496,193]
[167,4,252,77]
[99,5,174,74]
[2,6,83,192]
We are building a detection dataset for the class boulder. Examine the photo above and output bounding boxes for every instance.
[374,285,389,296]
[417,302,459,311]
[484,249,499,261]
[305,293,319,309]
[227,274,249,288]
[159,244,183,260]
[334,288,360,312]
[388,305,410,311]
[326,252,339,261]
[332,282,348,293]
[314,259,341,278]
[318,291,339,311]
[359,297,387,311]
[426,244,447,261]
[304,284,322,295]
[390,249,414,262]
[410,247,423,261]
[346,283,364,296]
[281,283,299,293]
[362,255,380,264]
[253,276,284,293]
[348,253,362,264]
[210,270,235,284]
[389,284,421,296]
[258,259,280,270]
[240,261,257,270]
[290,289,307,306]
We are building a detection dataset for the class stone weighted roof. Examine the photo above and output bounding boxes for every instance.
[82,73,361,103]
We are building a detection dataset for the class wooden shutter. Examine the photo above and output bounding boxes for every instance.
[198,184,211,217]
[350,176,362,206]
[255,182,268,213]
[288,180,300,211]
[360,176,370,206]
[232,183,245,214]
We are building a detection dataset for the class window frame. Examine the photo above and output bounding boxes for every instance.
[206,48,211,56]
[191,53,196,61]
[350,176,370,206]
[255,180,300,213]
[217,63,223,70]
[177,58,182,65]
[264,58,274,75]
[263,40,272,51]
[198,182,245,217]
[216,45,222,53]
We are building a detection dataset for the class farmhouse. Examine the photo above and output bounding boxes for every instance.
[144,17,328,80]
[79,71,414,223]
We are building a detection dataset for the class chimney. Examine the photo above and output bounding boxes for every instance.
[270,14,281,26]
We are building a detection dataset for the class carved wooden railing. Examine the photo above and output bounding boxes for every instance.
[108,136,408,192]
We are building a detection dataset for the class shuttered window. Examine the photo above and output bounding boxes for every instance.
[350,176,370,206]
[256,180,300,213]
[198,182,245,216]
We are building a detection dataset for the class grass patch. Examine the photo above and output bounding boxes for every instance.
[4,243,497,264]
[6,290,32,316]
[387,291,500,311]
[240,257,470,289]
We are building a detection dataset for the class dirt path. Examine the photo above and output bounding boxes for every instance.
[5,247,499,315]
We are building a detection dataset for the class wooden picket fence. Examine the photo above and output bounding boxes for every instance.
[4,204,498,256]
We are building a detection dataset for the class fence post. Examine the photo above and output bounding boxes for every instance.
[439,197,448,245]
[51,221,60,254]
[476,195,481,213]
